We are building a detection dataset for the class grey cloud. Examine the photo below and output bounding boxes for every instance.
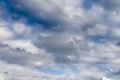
[10,0,69,27]
[0,43,51,66]
[103,0,120,11]
[34,33,79,63]
[1,0,120,80]
[90,0,120,11]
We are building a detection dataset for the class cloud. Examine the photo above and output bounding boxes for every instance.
[0,22,14,40]
[87,24,108,36]
[3,40,40,54]
[9,0,69,27]
[12,22,29,34]
[0,0,120,80]
[103,0,120,11]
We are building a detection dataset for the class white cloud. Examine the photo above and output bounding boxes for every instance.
[0,61,43,80]
[0,72,4,80]
[102,77,112,80]
[87,24,108,36]
[1,0,120,80]
[110,11,120,23]
[0,23,13,40]
[3,40,41,54]
[111,28,120,38]
[13,22,27,34]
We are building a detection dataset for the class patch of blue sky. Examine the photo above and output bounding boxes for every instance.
[59,64,65,69]
[96,64,113,72]
[39,68,65,75]
[91,0,104,4]
[0,0,56,29]
[83,0,93,10]
[87,35,108,43]
[116,42,120,46]
[83,0,104,10]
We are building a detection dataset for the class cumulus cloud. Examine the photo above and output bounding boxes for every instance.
[0,0,120,80]
[0,21,14,40]
[87,24,108,36]
[3,40,41,54]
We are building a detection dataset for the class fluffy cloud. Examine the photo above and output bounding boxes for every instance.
[0,22,14,40]
[87,24,108,36]
[0,0,120,80]
[3,40,41,54]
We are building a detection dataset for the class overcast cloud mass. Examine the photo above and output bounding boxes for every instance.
[0,0,120,80]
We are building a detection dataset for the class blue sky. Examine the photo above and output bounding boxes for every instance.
[0,0,120,80]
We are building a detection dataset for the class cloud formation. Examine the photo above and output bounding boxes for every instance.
[0,0,120,80]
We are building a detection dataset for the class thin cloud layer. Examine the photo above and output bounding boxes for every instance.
[0,0,120,80]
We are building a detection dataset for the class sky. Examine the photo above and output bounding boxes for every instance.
[0,0,120,80]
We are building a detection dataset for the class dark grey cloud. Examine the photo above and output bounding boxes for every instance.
[9,0,69,27]
[103,0,120,11]
[89,0,120,11]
